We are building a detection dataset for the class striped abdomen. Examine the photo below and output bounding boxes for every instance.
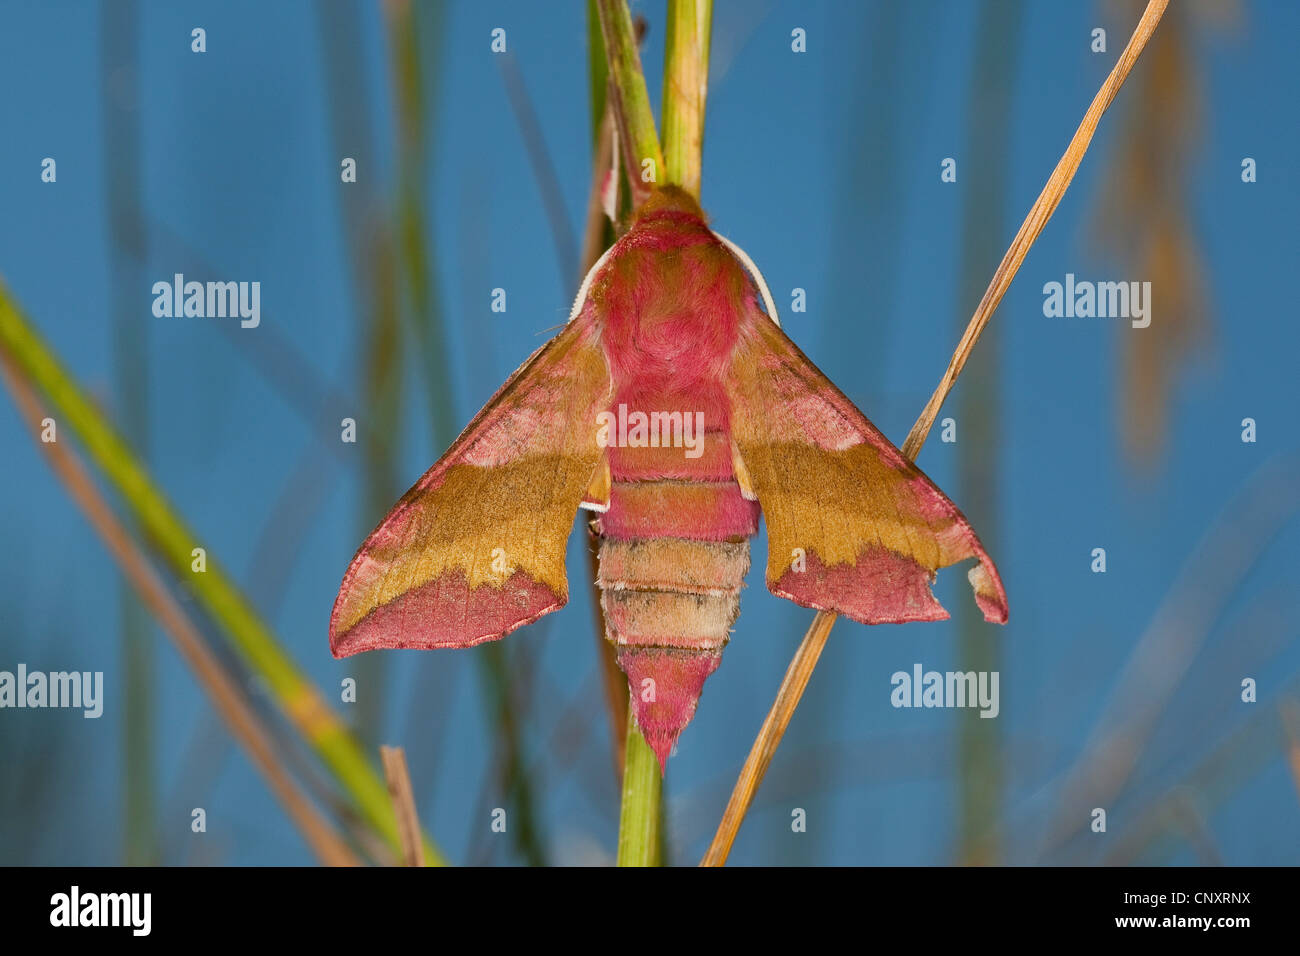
[594,433,759,767]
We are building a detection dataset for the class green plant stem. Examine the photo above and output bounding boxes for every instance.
[586,0,610,148]
[0,286,447,866]
[590,0,660,859]
[595,0,663,201]
[661,0,712,198]
[616,706,662,866]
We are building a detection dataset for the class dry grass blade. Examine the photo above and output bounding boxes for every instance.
[700,0,1170,867]
[0,353,361,868]
[900,0,1170,459]
[380,746,424,867]
[698,611,834,866]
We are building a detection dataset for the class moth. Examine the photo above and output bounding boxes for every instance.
[330,186,1008,770]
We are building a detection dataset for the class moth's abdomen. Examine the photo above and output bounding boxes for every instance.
[586,209,759,768]
[599,536,748,650]
[595,457,758,768]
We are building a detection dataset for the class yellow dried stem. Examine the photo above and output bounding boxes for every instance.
[380,746,425,867]
[701,0,1171,867]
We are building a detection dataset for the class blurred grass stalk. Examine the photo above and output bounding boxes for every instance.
[476,645,547,865]
[952,0,1023,866]
[318,0,405,755]
[1092,1,1205,468]
[388,1,550,865]
[385,0,457,449]
[1107,676,1300,864]
[1036,454,1300,859]
[0,350,361,867]
[0,286,446,865]
[701,0,1171,866]
[100,0,155,866]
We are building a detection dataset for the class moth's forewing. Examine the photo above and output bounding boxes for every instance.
[726,307,1009,625]
[329,318,611,657]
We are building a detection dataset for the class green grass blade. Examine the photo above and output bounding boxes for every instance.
[0,285,447,866]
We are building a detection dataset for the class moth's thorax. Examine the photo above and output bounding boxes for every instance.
[589,210,759,540]
[591,201,752,401]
